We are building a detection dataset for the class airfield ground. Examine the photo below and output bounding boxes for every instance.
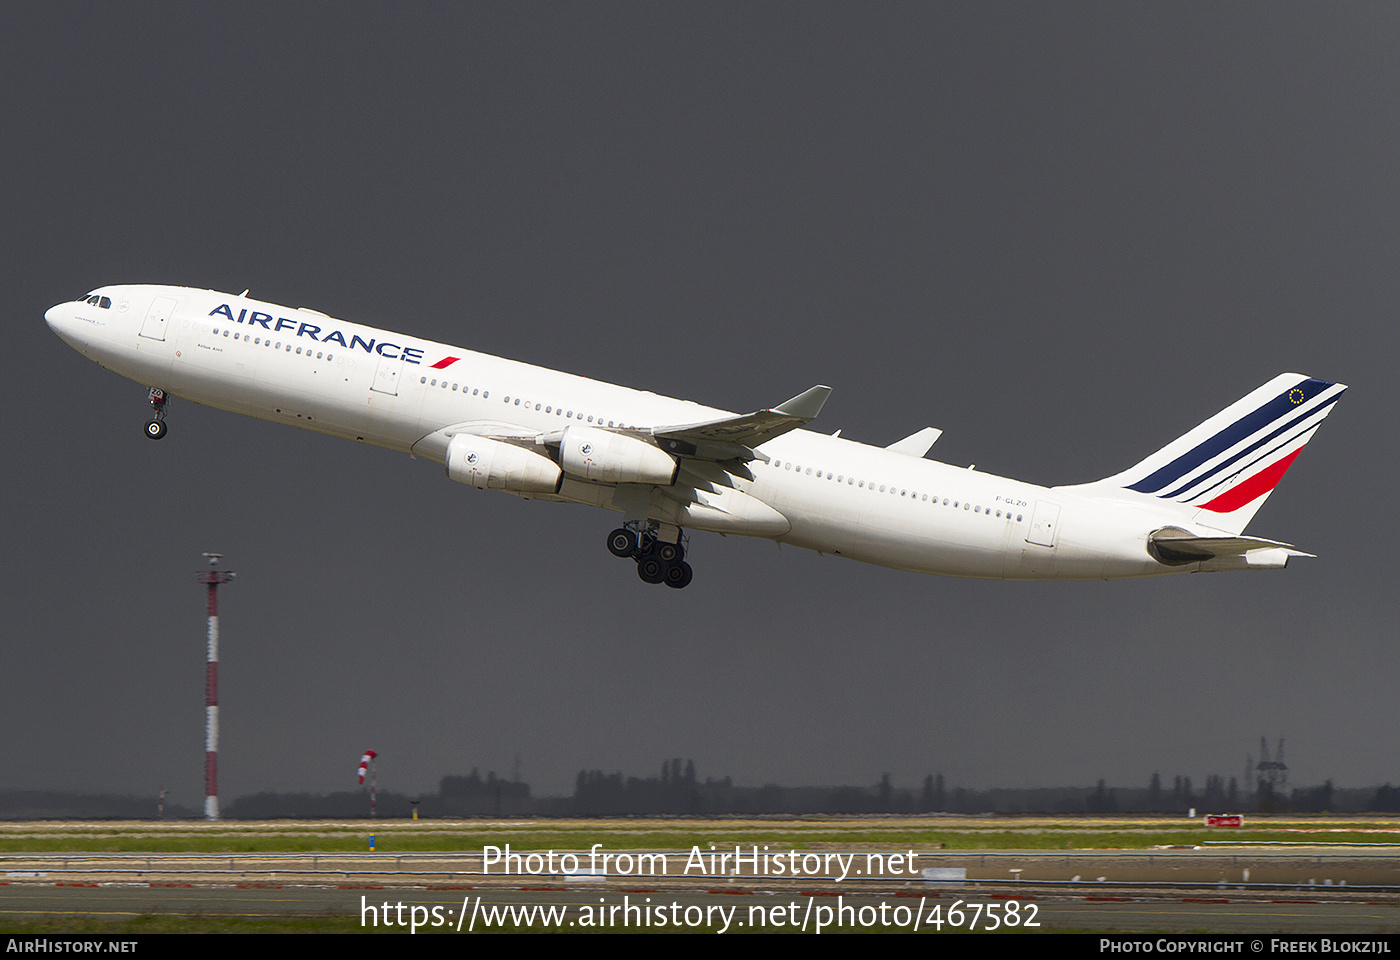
[2,815,1398,934]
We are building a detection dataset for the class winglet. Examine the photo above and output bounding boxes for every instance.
[652,385,834,460]
[772,385,832,420]
[886,426,943,458]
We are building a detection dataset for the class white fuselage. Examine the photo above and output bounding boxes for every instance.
[46,284,1201,581]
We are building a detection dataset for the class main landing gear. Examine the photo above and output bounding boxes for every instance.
[144,388,168,440]
[607,523,693,589]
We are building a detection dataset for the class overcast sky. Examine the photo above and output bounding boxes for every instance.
[2,3,1395,804]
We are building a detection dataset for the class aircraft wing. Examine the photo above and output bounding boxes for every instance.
[652,385,832,461]
[409,420,547,462]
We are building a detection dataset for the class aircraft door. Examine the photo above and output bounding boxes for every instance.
[139,296,178,341]
[370,354,402,395]
[1026,500,1060,548]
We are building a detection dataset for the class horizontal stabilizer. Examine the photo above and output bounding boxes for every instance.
[654,385,832,460]
[1148,529,1313,570]
[886,427,942,458]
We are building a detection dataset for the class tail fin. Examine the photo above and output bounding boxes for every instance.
[1092,373,1347,535]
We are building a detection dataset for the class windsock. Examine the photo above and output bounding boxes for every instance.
[357,750,377,785]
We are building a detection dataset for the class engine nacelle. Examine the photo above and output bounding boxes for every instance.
[445,434,562,495]
[560,425,678,485]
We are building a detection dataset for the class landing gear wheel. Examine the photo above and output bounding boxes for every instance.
[657,541,685,563]
[607,528,638,558]
[145,387,168,439]
[637,556,666,584]
[663,561,693,589]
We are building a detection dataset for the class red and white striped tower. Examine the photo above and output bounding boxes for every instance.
[196,553,235,820]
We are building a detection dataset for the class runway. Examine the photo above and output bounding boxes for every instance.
[4,847,1398,933]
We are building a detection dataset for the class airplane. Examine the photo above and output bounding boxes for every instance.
[46,285,1346,588]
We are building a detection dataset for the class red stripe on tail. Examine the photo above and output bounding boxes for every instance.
[1197,449,1302,513]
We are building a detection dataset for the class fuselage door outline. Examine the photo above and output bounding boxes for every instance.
[139,296,177,342]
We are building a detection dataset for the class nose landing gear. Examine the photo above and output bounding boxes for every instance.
[606,522,693,588]
[144,388,168,440]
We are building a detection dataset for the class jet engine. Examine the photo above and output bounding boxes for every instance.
[445,434,562,495]
[560,425,678,485]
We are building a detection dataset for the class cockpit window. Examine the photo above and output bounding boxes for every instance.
[82,295,112,308]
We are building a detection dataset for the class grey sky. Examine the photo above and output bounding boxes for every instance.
[2,3,1395,803]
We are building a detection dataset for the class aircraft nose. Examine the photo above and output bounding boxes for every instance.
[46,302,79,344]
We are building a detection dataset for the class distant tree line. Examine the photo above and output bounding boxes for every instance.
[5,767,1400,819]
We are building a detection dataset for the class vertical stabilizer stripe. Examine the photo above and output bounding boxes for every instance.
[1127,378,1333,494]
[1158,394,1339,499]
[1195,448,1302,513]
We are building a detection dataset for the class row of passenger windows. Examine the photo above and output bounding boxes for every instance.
[210,326,336,361]
[768,459,1024,522]
[418,377,634,429]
